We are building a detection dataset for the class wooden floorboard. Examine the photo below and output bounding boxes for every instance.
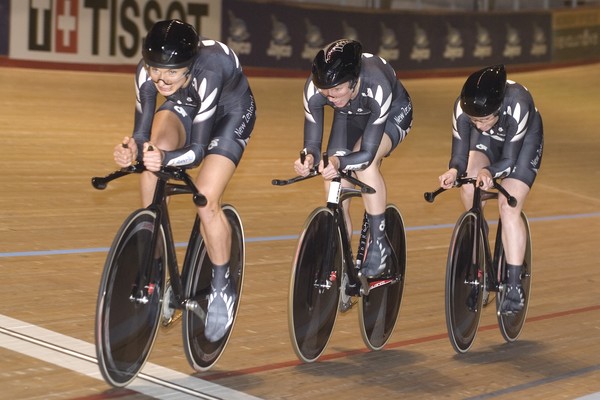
[0,63,599,399]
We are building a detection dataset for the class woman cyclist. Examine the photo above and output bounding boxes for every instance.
[293,39,413,279]
[113,19,256,342]
[438,64,543,315]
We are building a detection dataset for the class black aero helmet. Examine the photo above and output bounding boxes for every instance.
[142,19,198,69]
[311,39,362,89]
[460,64,507,117]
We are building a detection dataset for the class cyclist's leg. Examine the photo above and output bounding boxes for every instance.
[459,150,490,210]
[194,104,253,341]
[195,155,236,265]
[194,154,238,342]
[355,134,394,278]
[499,123,541,267]
[498,178,530,314]
[355,140,389,215]
[139,108,187,207]
[498,122,541,317]
[194,91,254,269]
[498,178,529,264]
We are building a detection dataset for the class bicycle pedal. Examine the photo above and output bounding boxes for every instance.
[357,272,370,296]
[338,298,355,313]
[186,300,207,322]
[161,309,182,327]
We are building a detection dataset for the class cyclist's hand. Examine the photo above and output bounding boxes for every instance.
[476,169,493,190]
[320,155,340,181]
[143,142,163,172]
[294,153,314,177]
[439,168,458,189]
[114,136,137,167]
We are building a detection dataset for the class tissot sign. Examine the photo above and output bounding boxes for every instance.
[9,0,221,64]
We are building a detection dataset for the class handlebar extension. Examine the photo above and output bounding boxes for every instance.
[424,177,517,207]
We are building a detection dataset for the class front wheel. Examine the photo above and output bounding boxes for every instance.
[445,212,485,354]
[95,209,166,387]
[182,205,245,371]
[359,204,406,350]
[495,211,532,342]
[288,207,343,363]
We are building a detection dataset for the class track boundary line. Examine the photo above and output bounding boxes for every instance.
[2,212,599,258]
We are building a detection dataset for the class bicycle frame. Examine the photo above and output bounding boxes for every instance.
[272,153,396,297]
[426,176,530,352]
[425,177,517,295]
[325,177,369,296]
[92,164,207,310]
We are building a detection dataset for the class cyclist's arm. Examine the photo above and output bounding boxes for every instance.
[448,100,471,176]
[337,76,411,172]
[302,79,326,164]
[337,111,385,172]
[131,63,158,162]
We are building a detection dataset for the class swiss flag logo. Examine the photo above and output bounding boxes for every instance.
[55,0,78,53]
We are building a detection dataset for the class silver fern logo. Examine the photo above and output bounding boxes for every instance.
[267,14,292,60]
[301,18,324,60]
[378,22,399,61]
[530,24,548,56]
[443,23,464,61]
[473,23,493,59]
[226,10,252,55]
[503,24,522,58]
[410,23,431,62]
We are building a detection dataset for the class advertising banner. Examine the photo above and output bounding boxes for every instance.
[223,0,552,73]
[8,0,221,65]
[0,0,8,55]
[552,8,600,61]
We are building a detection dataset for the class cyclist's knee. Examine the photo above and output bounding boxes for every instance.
[498,195,522,217]
[459,186,474,209]
[197,198,221,221]
[498,204,522,227]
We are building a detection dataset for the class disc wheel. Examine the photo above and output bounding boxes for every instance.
[288,207,342,362]
[95,209,166,387]
[359,204,406,350]
[445,212,485,354]
[183,205,245,371]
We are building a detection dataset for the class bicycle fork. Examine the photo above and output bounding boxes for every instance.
[461,214,483,314]
[128,222,161,307]
[313,214,340,294]
[356,213,371,296]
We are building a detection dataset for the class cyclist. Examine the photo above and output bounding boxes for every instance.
[438,64,543,315]
[113,19,256,342]
[293,39,413,278]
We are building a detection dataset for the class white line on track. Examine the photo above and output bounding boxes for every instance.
[0,314,262,400]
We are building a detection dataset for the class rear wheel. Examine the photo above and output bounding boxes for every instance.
[445,212,484,354]
[288,207,343,362]
[359,204,406,350]
[496,211,532,342]
[95,209,166,387]
[183,205,245,371]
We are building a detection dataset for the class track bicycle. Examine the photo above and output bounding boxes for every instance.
[92,162,245,387]
[273,153,406,362]
[425,177,532,353]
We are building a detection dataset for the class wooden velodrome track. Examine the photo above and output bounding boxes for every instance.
[1,62,599,400]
